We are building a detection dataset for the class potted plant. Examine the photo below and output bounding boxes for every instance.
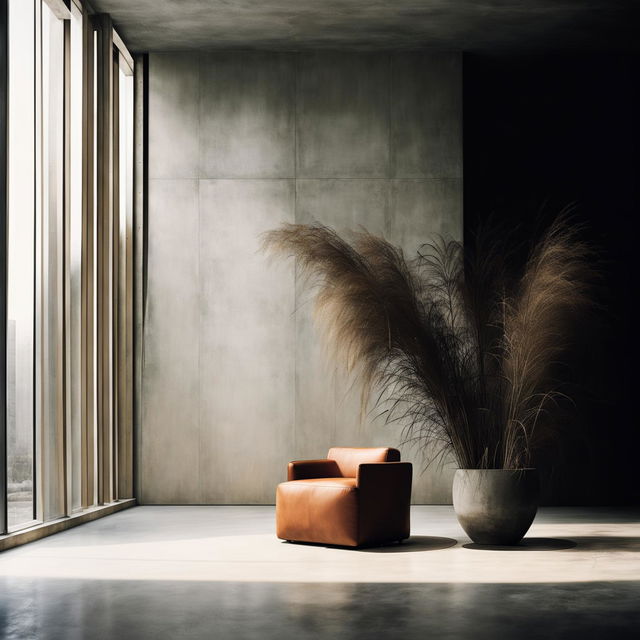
[263,216,594,545]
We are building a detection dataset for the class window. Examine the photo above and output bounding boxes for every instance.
[68,0,83,513]
[7,0,36,531]
[40,0,66,522]
[2,0,135,538]
[116,50,134,500]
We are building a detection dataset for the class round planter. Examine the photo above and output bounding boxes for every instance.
[452,469,539,545]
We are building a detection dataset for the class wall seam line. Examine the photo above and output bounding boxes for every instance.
[197,51,202,504]
[293,51,298,458]
[386,52,393,240]
[147,177,463,182]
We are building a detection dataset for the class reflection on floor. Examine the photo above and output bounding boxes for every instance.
[1,506,638,639]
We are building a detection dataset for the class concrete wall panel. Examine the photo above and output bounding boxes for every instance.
[294,179,388,462]
[389,179,464,254]
[148,53,199,179]
[199,179,295,503]
[296,53,390,178]
[142,179,201,503]
[199,52,295,178]
[391,52,463,179]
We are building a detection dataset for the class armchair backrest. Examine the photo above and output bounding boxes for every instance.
[327,447,400,478]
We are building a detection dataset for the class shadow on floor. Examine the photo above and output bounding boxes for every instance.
[359,536,458,553]
[282,536,458,552]
[464,538,577,551]
[464,536,640,551]
[571,536,640,551]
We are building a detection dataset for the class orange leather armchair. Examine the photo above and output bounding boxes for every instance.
[276,447,412,547]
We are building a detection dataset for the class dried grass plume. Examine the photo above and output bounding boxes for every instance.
[262,216,595,470]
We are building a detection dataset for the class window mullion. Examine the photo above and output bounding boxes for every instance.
[80,5,94,510]
[95,13,113,505]
[62,11,71,517]
[0,0,9,537]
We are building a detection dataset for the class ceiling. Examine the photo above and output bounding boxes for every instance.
[90,0,639,53]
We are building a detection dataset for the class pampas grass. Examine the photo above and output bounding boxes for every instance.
[262,216,595,470]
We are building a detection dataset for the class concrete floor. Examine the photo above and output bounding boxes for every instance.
[0,506,638,639]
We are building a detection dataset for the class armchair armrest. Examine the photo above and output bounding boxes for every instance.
[356,462,413,544]
[287,459,341,481]
[356,462,412,495]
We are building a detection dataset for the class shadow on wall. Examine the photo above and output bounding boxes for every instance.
[463,53,640,506]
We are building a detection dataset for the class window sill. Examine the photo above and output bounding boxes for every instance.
[0,498,136,552]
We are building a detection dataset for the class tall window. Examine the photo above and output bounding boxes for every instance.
[7,0,36,531]
[68,0,83,513]
[116,52,134,500]
[40,0,66,522]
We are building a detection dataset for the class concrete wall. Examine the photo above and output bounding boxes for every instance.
[142,51,462,504]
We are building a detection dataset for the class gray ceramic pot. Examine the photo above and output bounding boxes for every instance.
[452,469,539,545]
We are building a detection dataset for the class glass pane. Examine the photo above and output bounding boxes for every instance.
[119,67,133,231]
[41,0,65,519]
[118,62,134,497]
[92,29,99,506]
[69,1,83,512]
[7,0,36,531]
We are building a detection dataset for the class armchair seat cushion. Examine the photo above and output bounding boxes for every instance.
[276,477,359,546]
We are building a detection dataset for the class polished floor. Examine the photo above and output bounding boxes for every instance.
[1,505,638,639]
